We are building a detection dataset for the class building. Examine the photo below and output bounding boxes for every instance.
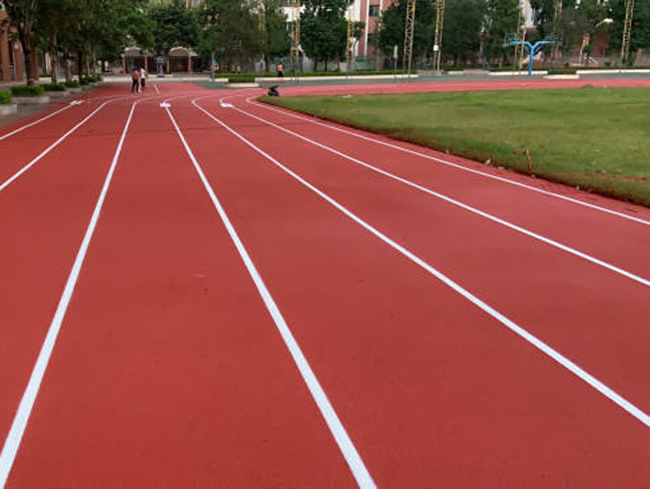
[0,8,39,83]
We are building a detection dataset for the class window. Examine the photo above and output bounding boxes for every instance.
[369,5,380,17]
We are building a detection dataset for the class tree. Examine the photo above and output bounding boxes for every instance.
[259,0,290,72]
[1,0,40,85]
[300,0,348,71]
[608,0,650,63]
[442,0,485,65]
[197,0,260,70]
[149,0,199,56]
[483,0,520,65]
[530,0,610,61]
[375,0,436,68]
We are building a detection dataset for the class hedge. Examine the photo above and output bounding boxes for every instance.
[0,91,12,104]
[44,83,67,92]
[10,85,45,97]
[80,78,90,85]
[215,69,417,82]
[548,67,578,75]
[64,80,80,88]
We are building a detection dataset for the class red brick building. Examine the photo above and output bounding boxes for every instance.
[0,9,39,83]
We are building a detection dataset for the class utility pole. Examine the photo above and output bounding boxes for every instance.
[403,0,416,75]
[432,0,445,73]
[620,0,634,67]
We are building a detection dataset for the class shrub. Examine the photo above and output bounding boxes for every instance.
[79,77,90,85]
[64,80,80,88]
[43,83,67,92]
[228,74,256,83]
[0,91,12,104]
[10,85,45,97]
[548,67,577,75]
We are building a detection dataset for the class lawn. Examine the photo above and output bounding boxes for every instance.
[262,88,650,207]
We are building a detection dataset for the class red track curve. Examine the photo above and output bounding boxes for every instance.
[0,81,648,488]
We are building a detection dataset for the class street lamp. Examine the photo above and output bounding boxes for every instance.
[580,18,613,66]
[595,18,613,28]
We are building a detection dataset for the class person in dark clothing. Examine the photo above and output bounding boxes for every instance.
[131,67,140,93]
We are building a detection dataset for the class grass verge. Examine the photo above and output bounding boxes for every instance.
[262,88,650,207]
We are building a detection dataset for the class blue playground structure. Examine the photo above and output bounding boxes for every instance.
[510,41,556,76]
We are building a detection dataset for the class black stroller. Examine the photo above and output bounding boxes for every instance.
[267,85,280,97]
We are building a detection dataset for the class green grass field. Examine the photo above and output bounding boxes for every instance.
[262,88,650,206]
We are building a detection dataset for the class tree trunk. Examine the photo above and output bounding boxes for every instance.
[64,51,72,82]
[77,50,84,79]
[324,59,328,72]
[264,55,270,73]
[50,34,59,84]
[18,29,35,85]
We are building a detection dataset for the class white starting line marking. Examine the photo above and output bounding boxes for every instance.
[0,101,140,488]
[164,103,377,489]
[69,100,83,106]
[159,102,171,108]
[220,102,233,108]
[192,97,650,429]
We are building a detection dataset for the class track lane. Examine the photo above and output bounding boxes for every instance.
[0,92,142,190]
[5,97,359,488]
[167,98,650,488]
[239,94,650,277]
[229,95,650,285]
[0,100,136,457]
[196,96,650,412]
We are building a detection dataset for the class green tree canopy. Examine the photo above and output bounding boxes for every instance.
[442,0,485,64]
[300,0,348,71]
[376,0,436,67]
[197,0,261,68]
[608,0,650,62]
[148,0,200,55]
[259,0,291,71]
[483,0,521,64]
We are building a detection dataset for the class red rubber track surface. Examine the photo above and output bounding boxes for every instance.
[1,81,649,488]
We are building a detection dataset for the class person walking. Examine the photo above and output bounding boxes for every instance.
[140,66,147,92]
[131,67,140,93]
[277,63,284,79]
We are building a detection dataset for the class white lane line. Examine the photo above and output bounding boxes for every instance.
[0,101,139,488]
[245,97,650,227]
[222,99,650,288]
[154,84,160,95]
[165,103,376,489]
[0,96,156,195]
[193,98,650,428]
[0,101,114,194]
[0,104,75,142]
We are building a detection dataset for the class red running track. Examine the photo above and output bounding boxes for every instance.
[0,81,648,488]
